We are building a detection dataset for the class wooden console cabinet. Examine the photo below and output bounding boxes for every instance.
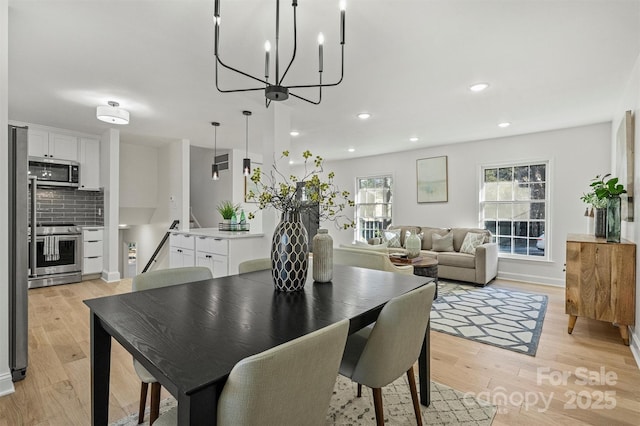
[565,234,636,345]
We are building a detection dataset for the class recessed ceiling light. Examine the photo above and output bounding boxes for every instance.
[409,137,419,142]
[289,160,294,164]
[348,148,355,152]
[469,83,489,92]
[498,122,511,128]
[357,112,371,120]
[290,131,300,137]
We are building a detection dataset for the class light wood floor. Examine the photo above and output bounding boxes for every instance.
[0,278,638,425]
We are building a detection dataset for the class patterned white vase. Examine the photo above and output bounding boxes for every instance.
[313,229,333,282]
[271,211,309,292]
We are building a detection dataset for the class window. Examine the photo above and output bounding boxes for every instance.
[355,175,393,242]
[480,162,547,258]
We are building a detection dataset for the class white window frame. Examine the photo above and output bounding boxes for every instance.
[479,159,550,260]
[354,174,394,242]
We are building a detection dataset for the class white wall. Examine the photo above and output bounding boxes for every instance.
[320,123,611,286]
[190,146,232,228]
[0,0,15,397]
[614,51,640,365]
[120,143,158,212]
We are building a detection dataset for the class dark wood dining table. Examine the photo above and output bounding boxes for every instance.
[85,264,434,425]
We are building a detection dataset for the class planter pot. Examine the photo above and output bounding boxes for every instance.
[271,211,309,292]
[594,208,607,238]
[606,196,621,243]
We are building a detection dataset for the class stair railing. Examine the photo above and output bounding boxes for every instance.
[142,220,180,273]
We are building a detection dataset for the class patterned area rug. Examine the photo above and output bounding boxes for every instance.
[431,281,548,356]
[111,374,496,426]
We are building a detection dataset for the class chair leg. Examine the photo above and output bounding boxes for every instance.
[406,366,423,426]
[357,383,362,397]
[138,382,149,424]
[150,382,161,425]
[372,387,385,426]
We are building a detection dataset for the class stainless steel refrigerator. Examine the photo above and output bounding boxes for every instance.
[8,124,28,381]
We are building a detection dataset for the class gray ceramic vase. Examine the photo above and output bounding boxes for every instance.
[313,229,333,282]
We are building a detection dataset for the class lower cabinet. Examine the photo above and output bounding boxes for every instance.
[169,234,195,268]
[195,236,229,277]
[82,227,104,275]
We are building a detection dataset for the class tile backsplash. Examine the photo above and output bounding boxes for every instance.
[29,187,104,226]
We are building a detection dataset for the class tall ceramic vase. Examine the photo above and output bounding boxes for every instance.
[606,195,621,243]
[594,208,607,238]
[313,229,333,282]
[271,211,309,292]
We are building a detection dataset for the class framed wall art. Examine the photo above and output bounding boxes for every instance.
[616,110,635,222]
[416,156,448,203]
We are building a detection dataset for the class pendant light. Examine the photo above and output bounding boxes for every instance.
[242,111,252,176]
[211,122,220,180]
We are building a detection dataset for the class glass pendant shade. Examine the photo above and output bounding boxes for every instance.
[211,121,220,181]
[243,158,251,176]
[212,164,220,180]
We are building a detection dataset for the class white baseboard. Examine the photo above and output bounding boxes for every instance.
[629,326,640,369]
[0,371,15,397]
[101,270,121,282]
[496,271,565,287]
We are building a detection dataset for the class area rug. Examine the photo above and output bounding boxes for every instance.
[431,281,548,356]
[111,374,496,426]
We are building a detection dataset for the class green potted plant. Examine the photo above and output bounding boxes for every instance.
[216,200,238,223]
[582,174,626,242]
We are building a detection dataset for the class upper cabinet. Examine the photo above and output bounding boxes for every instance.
[79,138,101,191]
[28,129,78,162]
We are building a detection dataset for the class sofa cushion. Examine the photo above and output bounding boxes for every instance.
[420,227,450,250]
[382,229,402,248]
[451,228,492,252]
[387,225,421,247]
[460,232,486,255]
[437,252,475,268]
[432,232,454,252]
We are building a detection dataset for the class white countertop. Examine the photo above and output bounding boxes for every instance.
[172,228,264,239]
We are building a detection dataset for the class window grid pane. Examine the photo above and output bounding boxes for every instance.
[355,175,393,241]
[480,162,548,258]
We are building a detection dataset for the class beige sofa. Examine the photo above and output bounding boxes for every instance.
[368,225,498,286]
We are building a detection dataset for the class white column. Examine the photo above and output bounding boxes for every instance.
[0,0,14,397]
[100,129,121,282]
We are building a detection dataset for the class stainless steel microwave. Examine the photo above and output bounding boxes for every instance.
[28,157,80,187]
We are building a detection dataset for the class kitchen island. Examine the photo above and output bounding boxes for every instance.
[169,228,267,277]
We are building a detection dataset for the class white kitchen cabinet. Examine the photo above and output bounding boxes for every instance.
[195,236,229,277]
[28,130,78,161]
[79,137,101,190]
[169,233,196,268]
[82,227,104,276]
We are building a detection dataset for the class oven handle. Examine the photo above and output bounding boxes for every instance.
[29,176,37,278]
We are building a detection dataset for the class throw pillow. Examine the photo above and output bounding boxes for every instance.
[432,232,454,252]
[383,229,402,248]
[460,232,486,255]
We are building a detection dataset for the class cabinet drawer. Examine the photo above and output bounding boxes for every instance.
[170,233,195,250]
[83,228,104,241]
[196,236,228,255]
[83,256,103,275]
[84,240,103,257]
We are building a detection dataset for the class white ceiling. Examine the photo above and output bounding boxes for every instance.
[8,0,640,161]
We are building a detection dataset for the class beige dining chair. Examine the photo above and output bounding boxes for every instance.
[339,283,436,426]
[131,266,213,425]
[153,319,350,426]
[238,257,271,274]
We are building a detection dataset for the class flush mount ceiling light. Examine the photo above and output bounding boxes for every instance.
[214,0,346,107]
[357,112,371,120]
[242,111,252,177]
[96,101,130,125]
[498,122,511,128]
[469,82,490,92]
[211,122,221,181]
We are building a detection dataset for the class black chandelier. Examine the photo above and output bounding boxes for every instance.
[214,0,346,107]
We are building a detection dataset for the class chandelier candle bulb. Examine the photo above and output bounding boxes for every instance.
[214,0,220,17]
[264,41,271,79]
[340,1,346,44]
[318,33,324,72]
